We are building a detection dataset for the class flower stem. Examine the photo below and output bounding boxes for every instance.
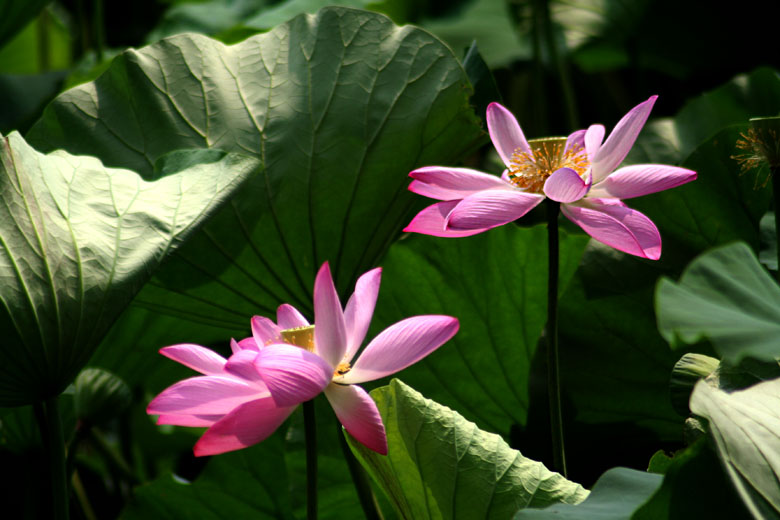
[773,167,780,282]
[337,425,383,520]
[35,397,70,520]
[303,400,318,520]
[545,199,567,477]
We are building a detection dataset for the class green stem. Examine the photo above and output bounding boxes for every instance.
[545,199,567,477]
[303,400,318,520]
[35,398,70,520]
[773,167,780,283]
[539,0,578,129]
[87,427,139,485]
[93,0,105,62]
[337,426,383,520]
[36,7,50,71]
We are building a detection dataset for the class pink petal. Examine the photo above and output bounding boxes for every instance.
[445,189,545,230]
[234,337,259,352]
[589,164,697,199]
[324,383,387,455]
[313,262,348,367]
[255,344,332,406]
[408,166,510,200]
[251,316,282,347]
[224,349,264,383]
[585,124,605,161]
[341,316,459,384]
[543,167,590,203]
[404,200,492,238]
[157,414,222,428]
[561,199,662,260]
[193,397,296,456]
[487,102,531,167]
[147,376,266,416]
[160,344,227,375]
[565,129,586,152]
[277,304,309,329]
[344,268,381,362]
[592,96,657,183]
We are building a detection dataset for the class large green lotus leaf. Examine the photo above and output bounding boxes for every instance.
[369,224,587,435]
[347,379,589,519]
[0,132,260,406]
[120,433,294,520]
[28,7,482,336]
[514,467,662,519]
[690,377,780,519]
[0,0,51,49]
[656,242,780,364]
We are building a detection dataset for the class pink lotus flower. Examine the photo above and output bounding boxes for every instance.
[404,96,697,259]
[147,263,459,456]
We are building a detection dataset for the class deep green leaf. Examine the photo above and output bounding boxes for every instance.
[514,467,662,519]
[690,377,780,518]
[634,439,750,519]
[73,368,132,426]
[0,0,52,49]
[348,379,589,519]
[28,8,482,348]
[0,132,260,405]
[370,224,587,434]
[629,68,780,165]
[556,121,773,447]
[120,433,294,520]
[462,41,502,121]
[657,242,780,363]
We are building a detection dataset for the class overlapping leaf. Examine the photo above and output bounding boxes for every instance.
[28,7,482,350]
[556,83,777,443]
[690,378,780,519]
[348,379,589,519]
[120,433,294,519]
[0,132,260,405]
[657,242,780,363]
[514,467,662,519]
[370,224,587,434]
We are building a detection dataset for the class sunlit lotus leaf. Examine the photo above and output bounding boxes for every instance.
[347,379,589,518]
[0,132,260,405]
[28,7,482,344]
[657,242,780,364]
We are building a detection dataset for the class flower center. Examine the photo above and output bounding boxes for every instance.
[507,137,588,193]
[334,362,351,377]
[281,325,315,352]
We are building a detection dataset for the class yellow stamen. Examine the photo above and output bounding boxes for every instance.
[334,361,351,377]
[281,325,315,352]
[508,137,588,193]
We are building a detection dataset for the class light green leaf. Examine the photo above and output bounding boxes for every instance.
[347,379,589,519]
[514,467,662,519]
[0,132,260,405]
[656,242,780,363]
[371,224,587,434]
[28,8,482,347]
[120,433,294,519]
[690,377,780,519]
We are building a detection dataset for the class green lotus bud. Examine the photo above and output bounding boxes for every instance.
[74,368,131,426]
[669,353,719,416]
